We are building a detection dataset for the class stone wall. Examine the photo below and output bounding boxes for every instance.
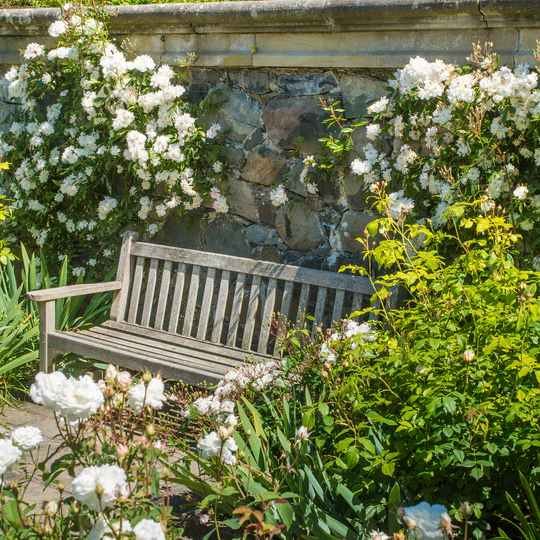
[2,0,540,269]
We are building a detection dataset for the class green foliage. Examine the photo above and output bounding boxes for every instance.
[0,244,114,406]
[2,0,240,6]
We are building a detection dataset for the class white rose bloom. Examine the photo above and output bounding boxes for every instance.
[24,43,45,59]
[55,375,105,424]
[133,519,166,540]
[89,519,133,540]
[112,109,135,131]
[198,431,238,465]
[513,185,529,200]
[127,378,166,413]
[0,439,23,475]
[72,464,128,511]
[11,426,43,451]
[30,371,68,412]
[403,502,448,540]
[270,185,288,207]
[48,20,68,37]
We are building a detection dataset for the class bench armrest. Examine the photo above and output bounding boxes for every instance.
[27,281,123,302]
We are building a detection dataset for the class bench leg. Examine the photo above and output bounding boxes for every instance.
[38,300,57,373]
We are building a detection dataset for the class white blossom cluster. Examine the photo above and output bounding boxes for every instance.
[192,360,283,467]
[0,5,225,264]
[319,319,377,362]
[347,53,540,239]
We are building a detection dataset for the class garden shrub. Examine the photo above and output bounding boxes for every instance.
[0,4,227,272]
[0,367,176,539]
[169,199,540,539]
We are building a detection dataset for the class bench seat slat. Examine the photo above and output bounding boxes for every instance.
[103,320,271,364]
[168,263,186,333]
[48,331,226,386]
[227,273,245,348]
[131,242,374,296]
[128,257,145,324]
[82,328,238,371]
[197,268,216,341]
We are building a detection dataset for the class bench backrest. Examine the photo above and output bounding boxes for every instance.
[110,232,378,356]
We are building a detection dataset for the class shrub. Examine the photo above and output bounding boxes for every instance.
[0,4,227,271]
[0,367,176,539]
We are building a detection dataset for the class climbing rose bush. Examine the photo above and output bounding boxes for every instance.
[0,367,175,538]
[0,4,227,270]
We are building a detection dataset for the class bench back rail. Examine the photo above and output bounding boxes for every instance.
[112,235,377,357]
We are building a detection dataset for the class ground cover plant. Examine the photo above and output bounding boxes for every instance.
[1,0,244,7]
[0,4,228,272]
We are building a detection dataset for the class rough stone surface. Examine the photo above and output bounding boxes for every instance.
[241,144,287,186]
[275,202,327,251]
[208,87,262,143]
[229,70,271,94]
[202,216,253,258]
[252,245,283,263]
[263,97,330,154]
[276,72,339,96]
[339,74,387,118]
[245,224,279,245]
[154,212,204,250]
[333,210,377,252]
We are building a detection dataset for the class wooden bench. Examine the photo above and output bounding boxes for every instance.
[27,232,384,386]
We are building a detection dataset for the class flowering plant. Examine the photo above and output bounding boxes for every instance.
[0,4,227,271]
[0,366,177,539]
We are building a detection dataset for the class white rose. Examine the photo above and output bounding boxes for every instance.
[133,519,166,540]
[0,439,23,475]
[89,518,132,540]
[72,464,128,511]
[30,371,68,412]
[127,378,166,414]
[403,502,448,540]
[11,426,42,451]
[56,375,104,424]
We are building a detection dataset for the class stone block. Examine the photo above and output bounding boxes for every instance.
[208,87,262,143]
[332,209,376,252]
[263,97,331,154]
[339,74,386,118]
[342,173,370,210]
[153,211,204,250]
[221,142,245,167]
[252,245,283,263]
[224,178,276,224]
[276,71,339,96]
[275,201,327,250]
[241,143,287,185]
[245,128,265,150]
[202,216,252,258]
[245,224,279,245]
[229,70,271,94]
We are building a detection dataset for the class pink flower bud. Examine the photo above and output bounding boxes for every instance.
[105,365,118,382]
[117,371,132,389]
[463,349,475,363]
[296,425,309,440]
[116,443,129,458]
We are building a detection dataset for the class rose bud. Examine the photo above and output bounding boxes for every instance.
[45,501,58,517]
[142,371,153,384]
[43,524,53,536]
[145,424,156,437]
[463,350,475,362]
[105,364,118,382]
[117,371,132,389]
[321,370,328,378]
[116,443,129,459]
[296,426,309,440]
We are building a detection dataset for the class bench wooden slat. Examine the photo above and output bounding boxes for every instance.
[227,273,245,347]
[141,258,159,327]
[49,331,225,387]
[242,275,261,350]
[83,327,239,371]
[128,257,145,324]
[297,283,310,321]
[131,242,374,296]
[332,289,345,324]
[258,278,276,354]
[314,286,327,328]
[103,320,271,363]
[154,261,172,331]
[274,280,294,355]
[110,231,138,321]
[183,265,200,336]
[352,292,363,314]
[212,270,230,343]
[197,268,216,341]
[167,263,186,333]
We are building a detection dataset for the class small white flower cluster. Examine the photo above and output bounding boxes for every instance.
[319,320,377,362]
[270,184,289,207]
[1,6,226,264]
[349,54,540,237]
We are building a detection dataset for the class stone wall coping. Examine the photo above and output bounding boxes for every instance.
[2,0,540,35]
[2,0,540,69]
